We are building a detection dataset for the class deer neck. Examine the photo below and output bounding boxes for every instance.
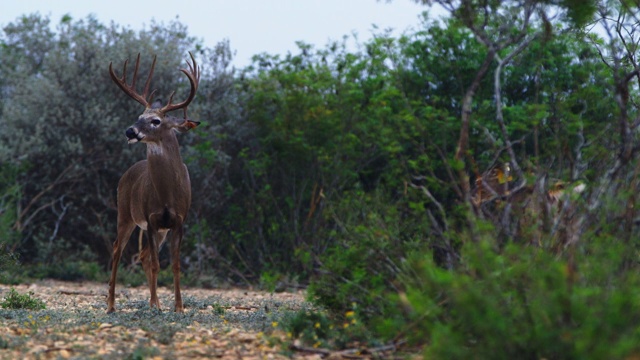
[145,134,187,200]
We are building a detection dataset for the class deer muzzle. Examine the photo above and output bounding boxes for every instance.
[126,127,144,144]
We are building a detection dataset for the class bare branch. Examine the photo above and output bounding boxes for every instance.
[14,163,76,231]
[409,181,449,232]
[493,34,539,183]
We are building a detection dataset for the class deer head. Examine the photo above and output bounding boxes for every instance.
[109,52,201,144]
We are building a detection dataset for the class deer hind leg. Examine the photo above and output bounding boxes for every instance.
[140,228,166,309]
[107,222,136,313]
[138,238,154,305]
[171,226,184,313]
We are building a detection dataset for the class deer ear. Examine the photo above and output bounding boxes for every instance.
[175,119,200,133]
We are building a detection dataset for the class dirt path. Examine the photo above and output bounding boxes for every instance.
[0,280,316,359]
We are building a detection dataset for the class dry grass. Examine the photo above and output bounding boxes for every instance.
[0,280,317,359]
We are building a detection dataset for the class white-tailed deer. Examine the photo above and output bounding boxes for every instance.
[106,52,200,313]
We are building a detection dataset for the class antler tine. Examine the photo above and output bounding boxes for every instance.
[130,54,140,92]
[109,53,156,108]
[142,55,157,104]
[160,51,200,115]
[186,51,201,85]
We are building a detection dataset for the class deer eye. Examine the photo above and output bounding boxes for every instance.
[151,119,161,126]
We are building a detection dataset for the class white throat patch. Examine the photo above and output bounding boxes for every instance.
[147,143,164,156]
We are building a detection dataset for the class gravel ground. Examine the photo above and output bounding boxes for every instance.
[0,280,318,359]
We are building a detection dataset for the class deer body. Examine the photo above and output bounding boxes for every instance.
[107,53,200,313]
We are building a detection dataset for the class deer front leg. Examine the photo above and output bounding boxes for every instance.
[171,226,184,313]
[107,223,135,313]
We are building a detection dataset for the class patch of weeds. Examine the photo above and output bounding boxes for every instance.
[0,248,23,285]
[0,335,9,349]
[126,345,160,360]
[279,310,332,348]
[21,313,51,333]
[183,295,209,310]
[280,308,374,350]
[150,324,179,345]
[212,302,226,315]
[0,288,46,310]
[129,299,154,311]
[182,295,227,315]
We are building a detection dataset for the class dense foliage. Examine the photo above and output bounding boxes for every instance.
[2,0,640,357]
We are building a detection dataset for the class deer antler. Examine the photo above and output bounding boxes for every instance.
[160,52,200,118]
[109,53,157,108]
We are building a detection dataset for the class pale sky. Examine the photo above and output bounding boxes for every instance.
[0,0,435,68]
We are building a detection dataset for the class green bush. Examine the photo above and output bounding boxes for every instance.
[0,288,46,310]
[382,235,640,359]
[307,190,640,358]
[307,192,400,320]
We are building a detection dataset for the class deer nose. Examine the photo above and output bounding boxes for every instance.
[125,127,137,140]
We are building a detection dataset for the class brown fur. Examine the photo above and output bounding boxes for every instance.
[107,53,199,313]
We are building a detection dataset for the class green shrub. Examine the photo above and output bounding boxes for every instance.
[0,288,46,310]
[385,236,640,359]
[307,191,426,321]
[259,270,281,292]
[308,194,640,359]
